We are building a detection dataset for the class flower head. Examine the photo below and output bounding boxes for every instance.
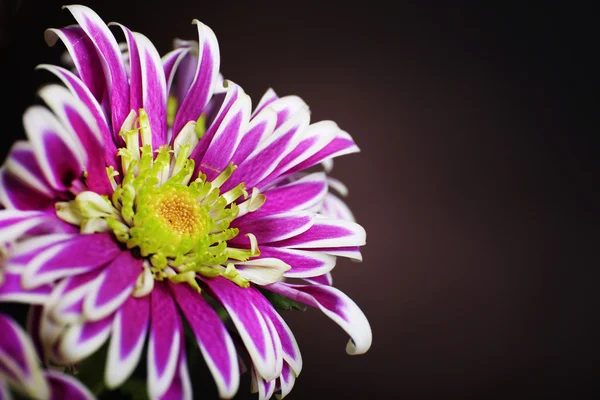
[0,4,371,399]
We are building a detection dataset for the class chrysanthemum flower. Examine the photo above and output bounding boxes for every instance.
[0,4,371,399]
[0,312,94,399]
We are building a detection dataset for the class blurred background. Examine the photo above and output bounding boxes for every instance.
[0,1,596,398]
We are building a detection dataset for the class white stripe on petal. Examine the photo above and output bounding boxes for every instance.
[236,258,291,286]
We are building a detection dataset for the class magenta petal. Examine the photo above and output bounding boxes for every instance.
[105,295,150,389]
[272,218,366,248]
[170,282,239,398]
[159,340,192,400]
[58,313,114,362]
[0,210,63,243]
[0,313,50,399]
[0,168,55,211]
[201,277,278,381]
[221,110,308,192]
[251,88,278,118]
[172,21,220,137]
[36,65,118,171]
[38,84,113,195]
[241,173,328,220]
[23,106,84,192]
[162,47,189,101]
[45,370,94,400]
[0,271,51,304]
[148,282,182,399]
[65,5,130,136]
[113,23,143,111]
[230,106,276,167]
[84,251,141,321]
[44,25,106,102]
[303,272,333,286]
[188,82,242,175]
[22,233,121,289]
[265,282,372,355]
[250,246,335,279]
[198,93,250,181]
[229,212,314,245]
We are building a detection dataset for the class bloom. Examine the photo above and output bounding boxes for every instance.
[0,4,371,399]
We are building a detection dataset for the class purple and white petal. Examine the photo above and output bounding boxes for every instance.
[134,32,168,146]
[159,338,192,400]
[0,211,63,244]
[256,121,338,189]
[201,277,278,381]
[23,106,84,192]
[272,217,366,249]
[265,283,372,355]
[45,370,95,400]
[278,363,296,399]
[2,141,56,198]
[37,84,112,195]
[251,367,276,400]
[0,168,55,211]
[268,96,308,130]
[242,172,327,219]
[83,251,141,321]
[251,88,278,118]
[221,108,309,192]
[105,295,150,389]
[285,129,360,176]
[0,271,51,304]
[170,282,239,399]
[198,92,251,182]
[0,314,50,400]
[172,21,220,136]
[57,313,114,363]
[188,82,243,172]
[230,106,276,167]
[65,5,130,135]
[319,246,363,261]
[47,268,104,324]
[21,233,121,289]
[302,272,333,286]
[253,247,336,279]
[236,258,291,286]
[320,193,356,222]
[229,211,314,246]
[44,25,106,102]
[162,47,189,100]
[148,282,182,399]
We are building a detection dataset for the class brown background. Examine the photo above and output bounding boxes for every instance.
[0,1,597,398]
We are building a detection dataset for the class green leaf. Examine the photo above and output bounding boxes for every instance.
[259,289,307,311]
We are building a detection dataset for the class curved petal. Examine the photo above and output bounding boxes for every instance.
[320,193,356,222]
[254,247,336,279]
[229,211,314,245]
[170,282,239,399]
[64,5,130,135]
[23,106,84,192]
[45,370,95,400]
[57,313,115,363]
[160,339,192,400]
[21,233,121,289]
[105,295,150,389]
[198,92,251,182]
[2,141,56,198]
[201,277,278,381]
[36,65,117,171]
[264,282,372,355]
[0,314,50,400]
[148,282,182,399]
[0,271,51,304]
[38,84,112,195]
[271,217,366,248]
[0,168,55,211]
[83,251,141,321]
[44,25,106,102]
[172,21,220,137]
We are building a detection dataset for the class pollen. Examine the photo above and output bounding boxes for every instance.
[156,192,201,236]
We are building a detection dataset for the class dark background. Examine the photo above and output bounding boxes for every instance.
[0,1,597,398]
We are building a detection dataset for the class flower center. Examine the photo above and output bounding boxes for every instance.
[55,108,266,293]
[155,190,202,236]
